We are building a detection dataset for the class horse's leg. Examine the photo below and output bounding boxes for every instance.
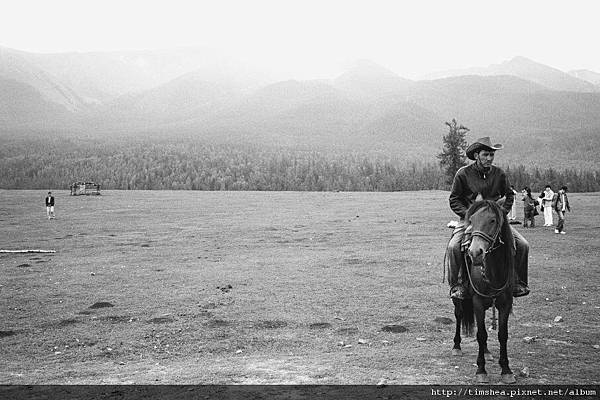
[452,299,462,356]
[498,302,516,384]
[474,299,489,383]
[483,309,494,361]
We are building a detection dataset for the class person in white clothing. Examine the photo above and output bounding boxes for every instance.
[541,185,555,226]
[508,185,518,220]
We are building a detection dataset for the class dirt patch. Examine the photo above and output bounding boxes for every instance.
[0,330,16,338]
[141,244,150,248]
[381,325,408,333]
[57,318,81,327]
[337,327,359,335]
[16,263,32,268]
[309,322,332,329]
[254,320,288,329]
[207,319,230,328]
[101,315,135,323]
[148,316,175,324]
[434,317,453,325]
[89,302,114,309]
[77,310,93,315]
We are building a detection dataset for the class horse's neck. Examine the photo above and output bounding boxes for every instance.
[483,227,512,284]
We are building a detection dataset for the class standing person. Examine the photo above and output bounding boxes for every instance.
[508,185,518,221]
[521,187,537,228]
[541,185,555,226]
[446,137,530,299]
[554,186,571,234]
[45,191,55,219]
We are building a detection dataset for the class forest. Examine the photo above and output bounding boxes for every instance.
[1,137,599,193]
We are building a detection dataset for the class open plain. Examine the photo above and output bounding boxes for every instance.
[0,190,599,385]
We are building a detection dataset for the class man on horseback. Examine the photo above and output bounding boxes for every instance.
[447,137,530,299]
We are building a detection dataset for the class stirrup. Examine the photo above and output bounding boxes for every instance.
[450,286,466,300]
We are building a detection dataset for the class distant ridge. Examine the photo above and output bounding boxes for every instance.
[333,59,415,99]
[422,56,599,93]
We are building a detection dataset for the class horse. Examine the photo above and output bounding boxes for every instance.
[452,199,517,384]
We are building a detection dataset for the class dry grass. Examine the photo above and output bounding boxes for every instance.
[0,189,598,384]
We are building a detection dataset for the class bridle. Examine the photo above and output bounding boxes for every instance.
[464,204,511,299]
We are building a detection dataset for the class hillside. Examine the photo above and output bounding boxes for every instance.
[569,69,600,86]
[0,77,70,127]
[0,47,85,111]
[79,71,244,131]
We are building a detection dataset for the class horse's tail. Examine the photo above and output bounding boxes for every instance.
[461,297,474,336]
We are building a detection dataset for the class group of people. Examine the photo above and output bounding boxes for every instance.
[512,184,571,234]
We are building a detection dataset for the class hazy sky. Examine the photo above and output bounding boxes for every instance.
[1,0,599,79]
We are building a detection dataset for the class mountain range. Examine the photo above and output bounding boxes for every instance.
[1,46,600,167]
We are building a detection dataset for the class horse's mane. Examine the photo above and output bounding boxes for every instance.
[466,200,515,290]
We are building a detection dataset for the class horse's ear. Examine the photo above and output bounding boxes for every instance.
[497,197,506,208]
[475,193,483,202]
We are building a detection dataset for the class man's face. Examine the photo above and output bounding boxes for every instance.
[475,150,495,168]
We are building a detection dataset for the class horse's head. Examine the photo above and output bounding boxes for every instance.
[466,200,505,264]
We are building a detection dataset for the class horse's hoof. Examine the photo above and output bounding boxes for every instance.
[476,373,489,384]
[484,352,494,361]
[501,373,516,384]
[452,348,463,356]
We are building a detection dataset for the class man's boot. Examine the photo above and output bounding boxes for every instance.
[449,261,467,299]
[513,233,530,297]
[450,284,467,300]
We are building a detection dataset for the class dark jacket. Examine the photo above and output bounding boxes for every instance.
[449,163,514,219]
[523,195,537,212]
[45,196,54,207]
[554,190,570,212]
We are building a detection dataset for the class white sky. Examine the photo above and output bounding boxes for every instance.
[1,0,599,79]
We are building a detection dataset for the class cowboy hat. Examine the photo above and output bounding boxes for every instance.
[466,137,503,160]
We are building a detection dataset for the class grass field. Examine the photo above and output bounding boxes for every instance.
[0,190,599,385]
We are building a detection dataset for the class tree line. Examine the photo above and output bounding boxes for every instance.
[1,137,599,192]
